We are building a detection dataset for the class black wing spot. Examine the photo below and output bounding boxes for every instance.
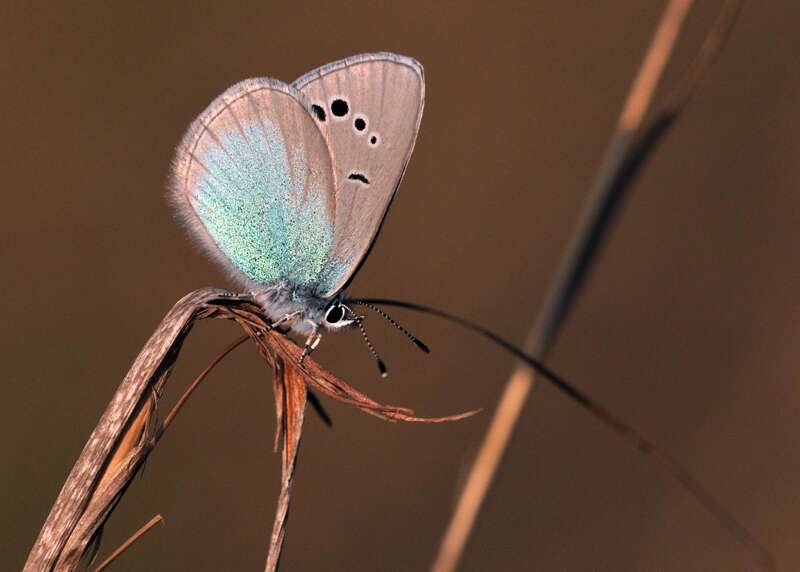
[348,172,370,185]
[369,133,380,146]
[354,117,366,131]
[331,98,349,117]
[311,104,326,122]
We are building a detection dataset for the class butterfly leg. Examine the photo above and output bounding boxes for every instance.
[300,322,322,363]
[264,309,304,332]
[252,285,284,333]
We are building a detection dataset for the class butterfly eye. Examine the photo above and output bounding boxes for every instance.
[325,304,345,324]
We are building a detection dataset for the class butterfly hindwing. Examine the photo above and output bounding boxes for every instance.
[170,78,342,293]
[293,53,425,297]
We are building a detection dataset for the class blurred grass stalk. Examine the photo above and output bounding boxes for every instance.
[430,1,747,571]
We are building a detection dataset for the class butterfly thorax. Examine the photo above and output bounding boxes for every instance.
[253,279,355,336]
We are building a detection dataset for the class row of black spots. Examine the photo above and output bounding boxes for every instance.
[311,97,381,147]
[310,98,348,122]
[354,113,380,147]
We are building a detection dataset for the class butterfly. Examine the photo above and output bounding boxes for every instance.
[169,53,424,365]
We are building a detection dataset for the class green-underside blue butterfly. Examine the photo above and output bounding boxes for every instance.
[170,53,424,362]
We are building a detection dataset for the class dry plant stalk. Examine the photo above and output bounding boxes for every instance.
[430,1,770,571]
[91,515,164,572]
[25,288,473,572]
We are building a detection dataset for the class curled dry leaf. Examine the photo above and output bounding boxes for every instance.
[25,288,476,572]
[214,296,478,570]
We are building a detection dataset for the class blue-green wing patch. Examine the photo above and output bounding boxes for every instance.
[170,78,341,294]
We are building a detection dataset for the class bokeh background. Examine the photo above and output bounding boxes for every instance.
[4,1,799,570]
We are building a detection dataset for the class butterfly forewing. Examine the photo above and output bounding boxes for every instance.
[170,79,340,292]
[293,53,425,297]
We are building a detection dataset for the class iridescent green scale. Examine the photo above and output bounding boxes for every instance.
[192,118,335,290]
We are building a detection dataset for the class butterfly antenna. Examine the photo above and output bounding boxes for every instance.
[356,317,388,378]
[356,297,776,570]
[348,299,430,353]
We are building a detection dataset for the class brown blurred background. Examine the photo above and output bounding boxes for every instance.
[3,1,799,570]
